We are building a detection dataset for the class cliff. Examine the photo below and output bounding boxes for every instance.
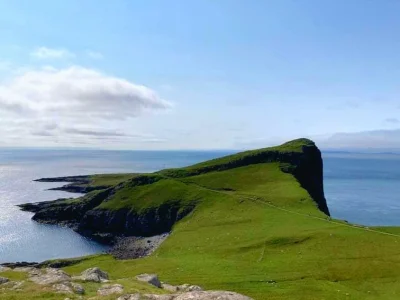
[19,138,329,244]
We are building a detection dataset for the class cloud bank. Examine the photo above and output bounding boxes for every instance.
[0,65,171,147]
[317,129,400,150]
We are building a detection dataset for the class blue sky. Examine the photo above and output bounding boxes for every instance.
[0,0,400,150]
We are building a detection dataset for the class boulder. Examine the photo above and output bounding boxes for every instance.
[0,277,9,285]
[52,283,73,294]
[161,283,178,292]
[97,283,124,296]
[52,282,85,295]
[2,280,24,290]
[177,284,203,292]
[135,274,161,288]
[73,267,109,283]
[30,268,71,285]
[71,282,85,294]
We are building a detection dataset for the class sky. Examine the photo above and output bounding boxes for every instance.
[0,0,400,150]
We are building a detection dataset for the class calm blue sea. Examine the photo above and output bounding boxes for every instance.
[0,149,399,263]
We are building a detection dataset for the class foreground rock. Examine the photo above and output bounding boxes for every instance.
[97,283,124,296]
[30,268,71,285]
[160,283,203,293]
[0,277,9,285]
[73,267,109,282]
[52,282,85,294]
[176,284,202,292]
[2,281,24,290]
[118,291,253,300]
[136,274,161,288]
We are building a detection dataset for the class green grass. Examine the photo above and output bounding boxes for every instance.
[7,138,400,299]
[87,173,139,188]
[0,270,163,300]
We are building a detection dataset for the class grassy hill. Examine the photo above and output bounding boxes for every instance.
[9,138,400,299]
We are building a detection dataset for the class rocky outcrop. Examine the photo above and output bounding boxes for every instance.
[135,274,161,288]
[34,176,97,194]
[19,189,113,230]
[2,266,84,295]
[78,203,193,243]
[284,142,330,215]
[97,283,124,296]
[29,268,71,285]
[72,267,109,282]
[1,266,253,299]
[0,277,9,285]
[52,282,84,294]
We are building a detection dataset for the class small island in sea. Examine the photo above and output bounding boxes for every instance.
[1,138,399,299]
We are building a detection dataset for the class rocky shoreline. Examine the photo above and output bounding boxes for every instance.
[19,177,173,260]
[35,175,108,193]
[109,233,170,260]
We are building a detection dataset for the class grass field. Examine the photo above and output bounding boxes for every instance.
[3,139,400,299]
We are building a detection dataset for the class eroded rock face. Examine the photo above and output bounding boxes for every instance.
[73,267,109,283]
[135,274,161,288]
[97,283,124,296]
[118,291,253,300]
[29,268,71,285]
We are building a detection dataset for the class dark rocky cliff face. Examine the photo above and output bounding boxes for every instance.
[281,145,330,216]
[77,204,194,243]
[20,140,329,244]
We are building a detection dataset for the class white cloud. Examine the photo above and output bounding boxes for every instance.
[317,129,400,150]
[31,47,75,59]
[86,50,104,60]
[0,66,172,147]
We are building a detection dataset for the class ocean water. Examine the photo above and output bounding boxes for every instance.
[0,149,231,263]
[323,152,400,226]
[0,149,399,263]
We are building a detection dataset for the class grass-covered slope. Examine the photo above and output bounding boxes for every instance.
[14,138,400,299]
[20,138,329,242]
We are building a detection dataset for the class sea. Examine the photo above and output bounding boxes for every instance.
[0,149,399,263]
